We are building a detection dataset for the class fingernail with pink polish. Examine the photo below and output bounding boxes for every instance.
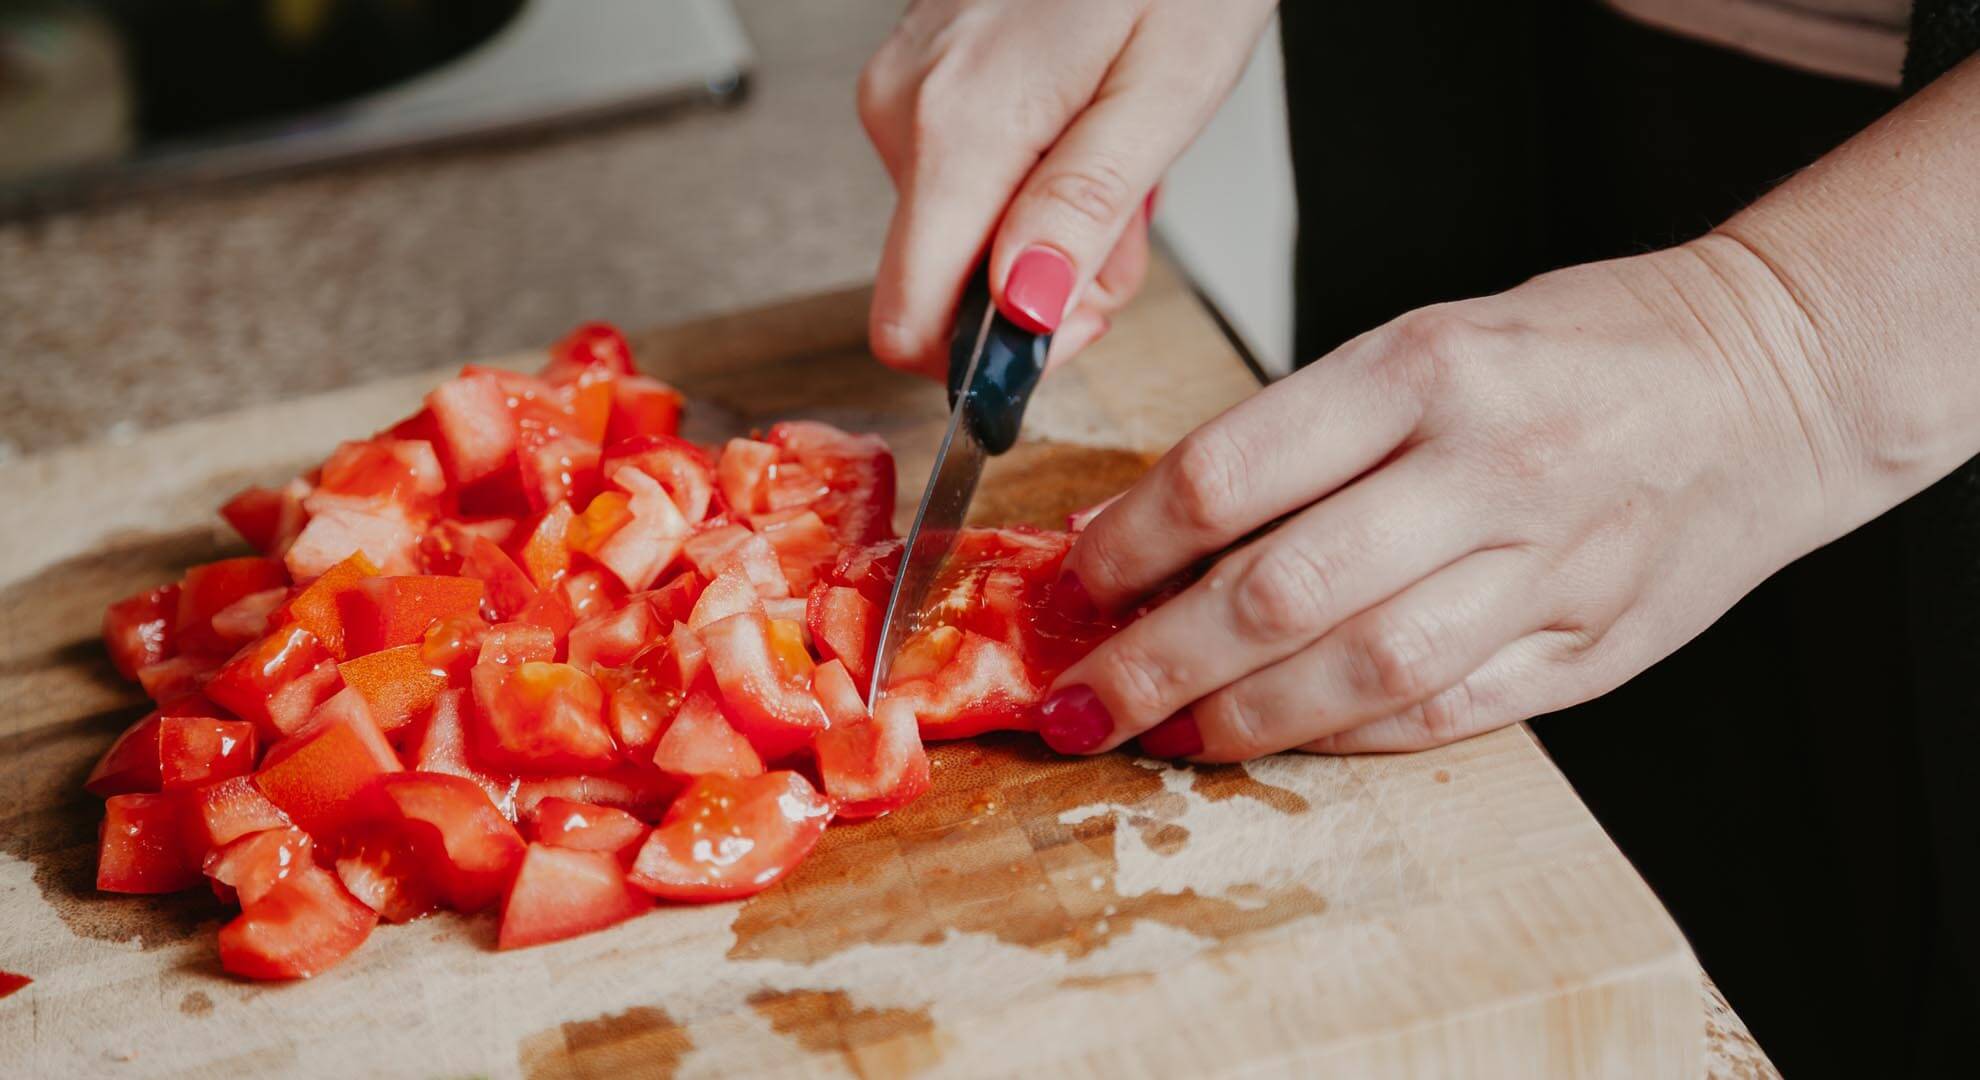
[1038,685,1113,754]
[1137,712,1203,759]
[1001,246,1074,333]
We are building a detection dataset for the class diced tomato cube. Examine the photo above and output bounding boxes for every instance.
[698,610,826,762]
[766,421,897,544]
[477,622,557,667]
[761,460,832,513]
[187,775,292,851]
[652,688,763,779]
[254,693,402,841]
[262,658,347,737]
[498,844,650,950]
[177,558,289,656]
[210,587,288,647]
[627,772,831,902]
[683,523,788,599]
[97,793,201,894]
[632,571,704,630]
[526,797,648,864]
[204,625,333,737]
[159,716,258,791]
[333,823,441,923]
[812,660,929,819]
[316,438,445,513]
[807,584,879,695]
[754,509,839,594]
[470,660,618,774]
[399,689,518,816]
[715,438,778,515]
[337,575,486,658]
[205,825,315,908]
[85,709,165,797]
[217,860,375,980]
[337,645,449,733]
[514,502,575,590]
[544,322,637,379]
[278,552,380,659]
[103,583,179,681]
[686,568,760,630]
[364,772,528,913]
[567,602,656,674]
[427,370,520,484]
[285,501,422,581]
[559,568,624,624]
[884,628,1041,741]
[136,655,218,703]
[220,482,309,555]
[460,536,538,621]
[589,468,690,592]
[511,768,678,824]
[602,435,714,523]
[516,427,602,514]
[419,612,490,684]
[606,376,685,445]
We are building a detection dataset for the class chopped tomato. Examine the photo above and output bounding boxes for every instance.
[590,467,690,592]
[754,508,838,594]
[399,689,518,816]
[279,552,380,659]
[333,823,441,923]
[338,575,486,657]
[605,376,685,445]
[470,661,618,774]
[419,612,489,683]
[699,611,826,762]
[220,482,309,554]
[514,502,575,589]
[602,435,714,523]
[217,859,376,980]
[883,627,1041,740]
[285,500,424,581]
[544,321,637,379]
[686,568,762,630]
[253,693,402,841]
[97,792,201,894]
[766,421,897,544]
[204,625,333,737]
[158,715,257,791]
[460,536,539,621]
[427,369,520,484]
[683,523,789,599]
[526,797,648,864]
[627,771,831,902]
[477,622,557,667]
[499,843,650,950]
[104,583,180,681]
[598,633,695,761]
[511,768,678,824]
[338,645,449,732]
[177,557,289,657]
[187,775,293,851]
[210,587,288,646]
[362,772,527,913]
[84,709,167,797]
[316,438,446,513]
[136,654,217,703]
[652,688,763,779]
[806,584,879,695]
[813,660,929,818]
[568,601,656,673]
[715,438,778,515]
[205,825,315,907]
[559,568,625,623]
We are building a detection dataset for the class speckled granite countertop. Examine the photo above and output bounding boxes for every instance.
[0,2,1776,1074]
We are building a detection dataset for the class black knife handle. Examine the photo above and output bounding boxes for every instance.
[947,263,1049,456]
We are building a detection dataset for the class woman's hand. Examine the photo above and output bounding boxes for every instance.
[857,0,1275,376]
[1038,237,1865,760]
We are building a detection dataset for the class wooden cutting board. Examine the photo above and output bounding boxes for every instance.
[0,258,1703,1077]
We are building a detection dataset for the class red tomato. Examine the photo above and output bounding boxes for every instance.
[104,583,179,681]
[766,421,897,544]
[813,660,929,818]
[262,659,345,738]
[204,625,333,737]
[136,655,218,703]
[652,688,764,779]
[559,568,625,623]
[631,571,704,631]
[526,797,648,864]
[753,508,838,594]
[498,844,650,950]
[338,575,487,658]
[627,771,831,902]
[254,693,403,841]
[477,622,557,667]
[85,709,166,797]
[399,689,519,816]
[220,482,309,555]
[470,661,618,774]
[97,792,202,894]
[187,775,293,851]
[363,772,527,913]
[427,370,520,485]
[285,501,424,581]
[884,628,1040,741]
[316,438,446,513]
[683,523,789,600]
[217,860,376,980]
[159,715,257,791]
[512,768,678,824]
[210,587,288,647]
[460,536,539,622]
[698,610,826,762]
[567,601,656,673]
[543,322,637,379]
[715,438,778,515]
[597,632,696,762]
[419,612,490,684]
[333,823,441,923]
[589,467,690,592]
[513,502,575,589]
[338,645,449,733]
[602,435,715,523]
[806,584,879,695]
[606,376,685,445]
[205,825,315,907]
[177,558,289,657]
[686,568,762,630]
[279,551,380,659]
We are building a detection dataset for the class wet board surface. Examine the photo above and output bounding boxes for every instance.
[0,258,1703,1077]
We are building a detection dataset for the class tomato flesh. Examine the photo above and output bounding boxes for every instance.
[362,772,527,913]
[217,859,376,980]
[527,797,649,864]
[104,584,179,681]
[97,793,201,894]
[813,660,929,818]
[699,611,826,762]
[499,843,651,949]
[627,771,831,902]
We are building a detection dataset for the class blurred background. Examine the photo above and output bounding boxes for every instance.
[0,0,1295,461]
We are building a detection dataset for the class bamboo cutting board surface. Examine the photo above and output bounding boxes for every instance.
[0,258,1704,1077]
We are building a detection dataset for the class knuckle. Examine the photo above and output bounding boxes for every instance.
[1028,157,1137,234]
[1413,679,1477,745]
[1092,638,1178,723]
[868,315,923,368]
[1231,544,1337,642]
[1195,692,1272,762]
[1166,428,1248,536]
[1379,305,1480,399]
[1344,615,1441,705]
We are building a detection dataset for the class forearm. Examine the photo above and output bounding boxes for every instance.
[1709,53,1980,532]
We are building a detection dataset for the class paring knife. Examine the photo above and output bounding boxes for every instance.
[866,263,1050,708]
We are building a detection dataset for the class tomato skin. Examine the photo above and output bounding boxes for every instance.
[427,370,521,485]
[498,843,651,950]
[652,688,764,779]
[627,771,832,902]
[806,584,879,696]
[97,793,203,894]
[813,661,929,819]
[278,552,380,660]
[178,558,290,657]
[104,584,180,681]
[220,483,309,555]
[338,575,487,658]
[204,625,334,738]
[338,645,449,733]
[187,775,292,851]
[217,859,376,980]
[363,772,528,913]
[699,610,827,762]
[605,376,685,445]
[526,797,648,864]
[253,692,403,842]
[471,661,619,775]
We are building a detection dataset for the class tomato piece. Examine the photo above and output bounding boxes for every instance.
[278,551,380,659]
[104,584,180,682]
[753,509,838,594]
[285,500,423,581]
[187,775,292,851]
[204,625,333,737]
[884,628,1041,740]
[514,502,575,589]
[210,587,288,647]
[498,843,650,950]
[627,772,831,902]
[813,661,929,819]
[822,538,903,608]
[262,659,345,738]
[177,558,289,657]
[602,435,715,523]
[399,689,519,816]
[683,523,789,600]
[363,772,528,913]
[460,536,539,622]
[478,622,557,667]
[590,467,690,592]
[419,612,489,684]
[316,438,446,513]
[97,793,201,894]
[806,584,879,695]
[84,710,166,797]
[567,601,656,673]
[527,798,648,864]
[427,370,520,484]
[559,567,625,624]
[597,630,697,762]
[715,438,778,515]
[686,568,762,630]
[220,482,309,555]
[338,575,487,658]
[333,822,442,923]
[470,660,618,774]
[136,655,218,703]
[511,768,678,824]
[652,687,763,779]
[699,610,826,762]
[543,321,637,379]
[159,715,258,791]
[205,825,315,907]
[632,571,704,630]
[606,376,685,445]
[254,693,402,841]
[217,861,376,980]
[766,421,897,544]
[338,645,449,733]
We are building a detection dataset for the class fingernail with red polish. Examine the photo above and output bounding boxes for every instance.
[1048,570,1100,622]
[1137,712,1203,759]
[1001,246,1074,333]
[1038,685,1114,754]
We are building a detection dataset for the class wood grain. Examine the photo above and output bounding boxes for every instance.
[0,258,1704,1077]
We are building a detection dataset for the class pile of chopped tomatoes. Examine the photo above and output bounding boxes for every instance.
[87,323,1143,979]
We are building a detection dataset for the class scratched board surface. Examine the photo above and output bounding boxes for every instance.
[0,260,1703,1077]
